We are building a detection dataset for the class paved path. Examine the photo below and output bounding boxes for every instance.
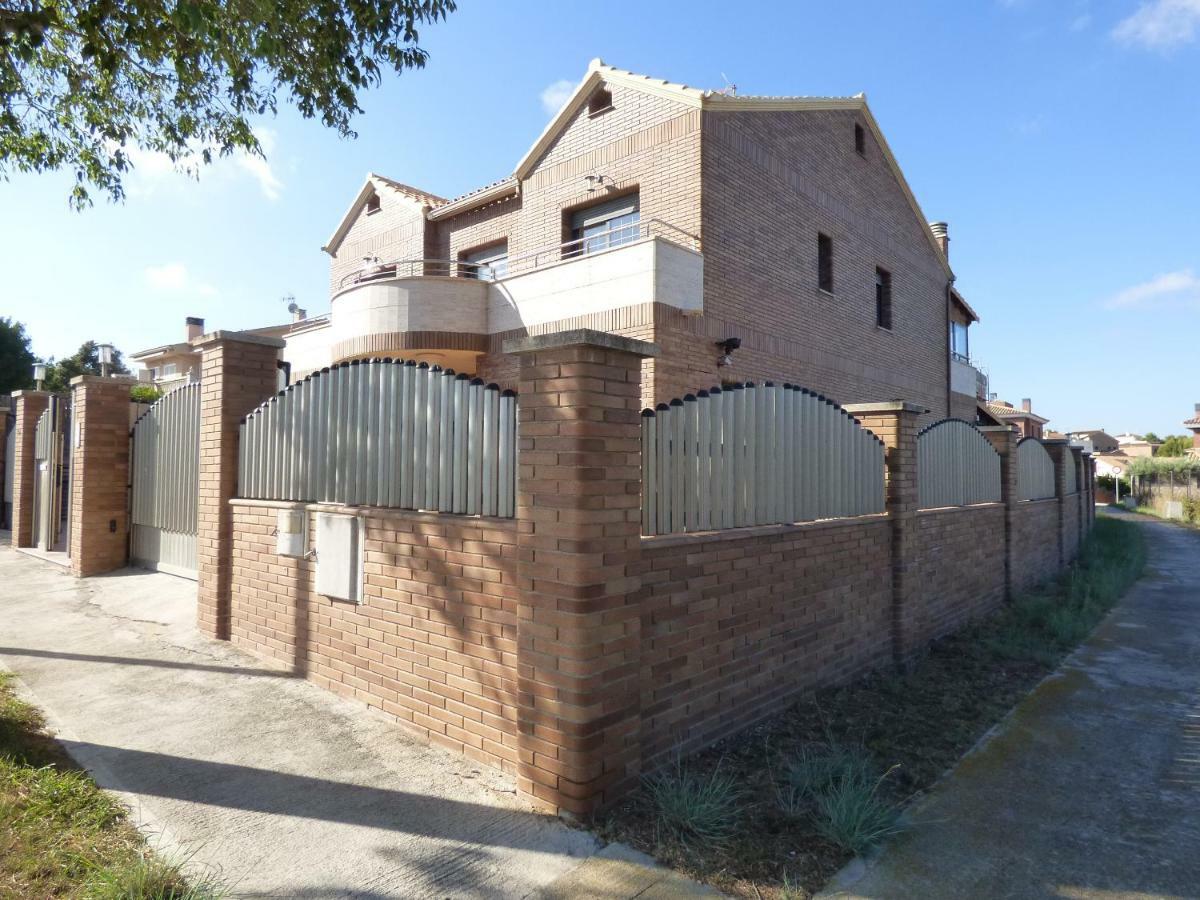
[824,512,1200,900]
[0,542,714,899]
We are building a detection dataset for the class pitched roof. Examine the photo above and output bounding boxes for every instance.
[985,401,1049,425]
[322,174,446,255]
[1184,415,1200,428]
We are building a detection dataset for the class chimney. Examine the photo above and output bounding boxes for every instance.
[1194,402,1200,415]
[929,221,949,259]
[185,316,205,342]
[1022,398,1032,413]
[291,306,307,323]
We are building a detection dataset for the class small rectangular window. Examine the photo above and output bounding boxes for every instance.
[855,123,866,156]
[875,267,892,330]
[460,241,508,280]
[365,194,381,214]
[950,321,969,362]
[817,233,833,293]
[567,193,640,257]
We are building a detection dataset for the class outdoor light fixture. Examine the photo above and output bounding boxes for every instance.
[32,362,46,390]
[98,343,114,377]
[584,174,608,191]
[716,336,741,368]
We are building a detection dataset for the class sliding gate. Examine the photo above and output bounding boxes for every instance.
[130,383,200,579]
[32,396,71,553]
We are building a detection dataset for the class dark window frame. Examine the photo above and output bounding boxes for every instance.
[458,239,509,281]
[875,266,893,330]
[365,194,381,215]
[588,87,614,117]
[817,233,834,293]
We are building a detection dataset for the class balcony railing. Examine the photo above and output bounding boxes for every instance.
[338,218,701,291]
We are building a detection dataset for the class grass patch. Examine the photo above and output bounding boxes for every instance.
[598,516,1145,898]
[641,754,744,850]
[0,671,225,899]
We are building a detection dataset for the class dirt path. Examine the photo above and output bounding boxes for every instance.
[822,511,1200,899]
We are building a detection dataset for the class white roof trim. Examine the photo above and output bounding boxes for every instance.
[322,174,435,256]
[427,177,519,221]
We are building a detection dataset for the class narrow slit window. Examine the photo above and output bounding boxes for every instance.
[855,123,866,156]
[818,233,834,293]
[876,267,893,330]
[365,194,381,214]
[588,87,613,116]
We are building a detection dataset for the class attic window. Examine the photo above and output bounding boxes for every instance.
[854,123,866,156]
[365,194,381,215]
[588,87,613,117]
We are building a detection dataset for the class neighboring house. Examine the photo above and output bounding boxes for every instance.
[1065,430,1119,454]
[1184,403,1200,457]
[132,315,304,389]
[1120,440,1158,459]
[279,59,985,418]
[979,398,1048,439]
[1094,452,1131,479]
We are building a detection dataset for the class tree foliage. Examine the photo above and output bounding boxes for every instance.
[1,0,456,207]
[129,382,161,403]
[1141,431,1161,444]
[1158,435,1193,458]
[42,340,130,392]
[0,317,36,395]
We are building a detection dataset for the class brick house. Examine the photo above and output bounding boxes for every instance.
[980,398,1048,439]
[282,59,985,420]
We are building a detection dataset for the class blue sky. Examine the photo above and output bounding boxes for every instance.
[2,0,1197,435]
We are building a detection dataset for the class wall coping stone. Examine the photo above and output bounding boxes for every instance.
[641,513,888,548]
[69,374,138,387]
[503,328,660,358]
[977,425,1018,433]
[843,401,928,414]
[916,501,1004,518]
[228,497,518,528]
[11,390,53,399]
[192,330,286,350]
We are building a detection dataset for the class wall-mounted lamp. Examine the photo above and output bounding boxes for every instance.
[584,174,609,192]
[33,362,46,391]
[716,337,741,368]
[98,343,114,377]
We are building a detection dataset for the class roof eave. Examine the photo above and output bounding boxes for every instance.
[427,177,519,221]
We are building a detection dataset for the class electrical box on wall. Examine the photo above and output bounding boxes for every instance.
[315,512,362,603]
[275,509,306,558]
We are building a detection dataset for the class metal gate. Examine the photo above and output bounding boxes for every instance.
[130,383,201,579]
[32,396,72,553]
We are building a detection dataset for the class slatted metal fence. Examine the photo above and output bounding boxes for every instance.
[130,382,201,577]
[34,408,52,461]
[239,359,517,518]
[641,382,886,535]
[1063,445,1078,495]
[917,418,1002,509]
[1016,438,1056,501]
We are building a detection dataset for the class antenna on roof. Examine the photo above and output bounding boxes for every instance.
[717,73,737,97]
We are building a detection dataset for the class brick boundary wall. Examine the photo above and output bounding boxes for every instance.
[1011,500,1062,594]
[914,503,1007,646]
[637,517,892,768]
[69,376,137,576]
[10,391,50,548]
[228,501,522,774]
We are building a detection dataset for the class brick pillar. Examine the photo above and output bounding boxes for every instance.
[1070,446,1085,553]
[981,425,1019,602]
[1043,440,1070,567]
[195,331,282,640]
[845,401,925,666]
[10,391,51,547]
[504,329,659,817]
[0,398,10,530]
[69,376,136,576]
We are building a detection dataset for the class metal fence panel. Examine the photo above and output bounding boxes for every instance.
[917,418,1002,509]
[641,382,886,535]
[1062,447,1078,495]
[239,359,518,518]
[1017,438,1056,501]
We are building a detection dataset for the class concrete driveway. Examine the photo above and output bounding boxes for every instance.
[0,541,711,899]
[823,512,1200,899]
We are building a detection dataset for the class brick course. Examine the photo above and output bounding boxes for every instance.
[69,377,134,576]
[914,504,1006,645]
[10,391,50,548]
[1012,500,1061,594]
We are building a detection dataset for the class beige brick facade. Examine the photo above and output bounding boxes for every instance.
[69,376,134,576]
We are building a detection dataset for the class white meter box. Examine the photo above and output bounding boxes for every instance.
[275,508,307,558]
[315,512,362,603]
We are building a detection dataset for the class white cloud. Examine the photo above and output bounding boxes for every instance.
[121,127,283,200]
[1070,12,1093,30]
[539,79,575,116]
[143,263,218,297]
[1113,0,1200,49]
[1106,269,1200,308]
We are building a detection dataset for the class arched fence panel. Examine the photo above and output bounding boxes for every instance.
[130,382,201,578]
[917,418,1002,509]
[641,382,886,536]
[1017,438,1056,501]
[239,359,517,518]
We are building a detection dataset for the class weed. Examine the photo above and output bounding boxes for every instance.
[812,767,905,855]
[641,754,744,849]
[774,743,875,819]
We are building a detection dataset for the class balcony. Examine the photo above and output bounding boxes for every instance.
[950,354,989,401]
[327,220,703,365]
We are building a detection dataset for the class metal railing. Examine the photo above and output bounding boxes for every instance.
[337,218,701,291]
